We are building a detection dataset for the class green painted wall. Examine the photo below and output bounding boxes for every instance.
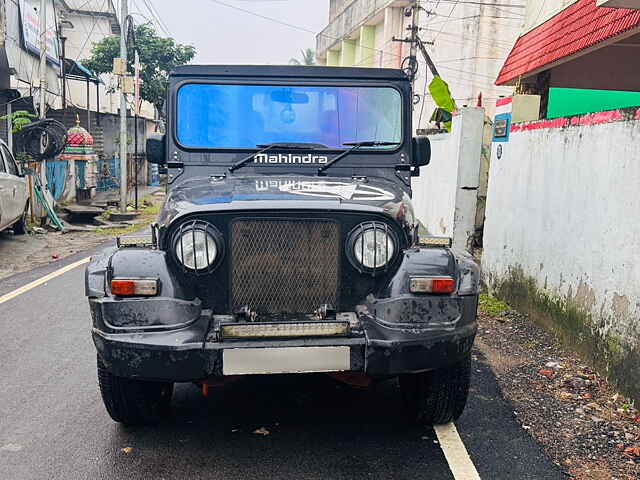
[340,40,356,67]
[357,26,376,67]
[548,88,640,119]
[327,50,340,67]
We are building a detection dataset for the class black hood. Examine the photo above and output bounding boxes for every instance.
[159,175,416,229]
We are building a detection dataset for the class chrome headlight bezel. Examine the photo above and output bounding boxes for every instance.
[171,220,224,273]
[347,222,398,273]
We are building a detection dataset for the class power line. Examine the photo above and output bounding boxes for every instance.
[434,0,525,7]
[75,0,111,59]
[143,0,171,36]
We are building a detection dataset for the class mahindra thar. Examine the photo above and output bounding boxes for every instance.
[86,65,480,426]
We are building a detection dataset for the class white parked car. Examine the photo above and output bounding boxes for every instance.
[0,140,28,234]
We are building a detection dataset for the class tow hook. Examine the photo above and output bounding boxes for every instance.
[315,304,336,320]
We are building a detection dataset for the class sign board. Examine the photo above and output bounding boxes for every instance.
[19,0,61,67]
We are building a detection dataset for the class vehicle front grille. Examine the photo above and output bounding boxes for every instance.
[231,219,340,313]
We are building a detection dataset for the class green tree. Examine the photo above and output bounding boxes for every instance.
[82,24,196,113]
[289,48,315,66]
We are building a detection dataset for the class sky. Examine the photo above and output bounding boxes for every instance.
[130,0,330,65]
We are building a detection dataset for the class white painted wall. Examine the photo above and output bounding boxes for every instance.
[61,7,155,119]
[412,107,484,251]
[483,116,640,346]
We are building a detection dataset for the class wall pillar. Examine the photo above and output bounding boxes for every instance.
[382,7,403,68]
[412,107,485,251]
[340,39,356,67]
[357,25,376,67]
[327,49,340,67]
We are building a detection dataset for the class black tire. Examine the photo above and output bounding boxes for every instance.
[12,208,28,235]
[400,354,471,425]
[97,356,173,425]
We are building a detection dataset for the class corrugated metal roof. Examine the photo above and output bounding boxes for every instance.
[496,0,640,85]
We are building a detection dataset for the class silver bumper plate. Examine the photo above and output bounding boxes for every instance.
[222,346,350,375]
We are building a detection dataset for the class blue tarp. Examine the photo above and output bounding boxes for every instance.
[46,160,68,200]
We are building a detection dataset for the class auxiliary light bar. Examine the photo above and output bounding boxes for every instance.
[117,233,155,248]
[418,236,453,248]
[220,321,349,339]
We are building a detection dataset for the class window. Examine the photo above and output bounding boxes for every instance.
[1,145,18,176]
[176,83,403,150]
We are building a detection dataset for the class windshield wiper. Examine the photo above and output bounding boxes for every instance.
[228,142,328,173]
[317,141,401,176]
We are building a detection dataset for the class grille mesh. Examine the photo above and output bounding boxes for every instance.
[231,219,339,313]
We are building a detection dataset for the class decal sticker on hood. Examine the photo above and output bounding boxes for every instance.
[275,180,395,201]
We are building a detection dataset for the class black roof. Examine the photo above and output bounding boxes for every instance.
[171,65,409,81]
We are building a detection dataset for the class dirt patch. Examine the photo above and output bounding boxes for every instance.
[0,194,163,281]
[477,297,640,480]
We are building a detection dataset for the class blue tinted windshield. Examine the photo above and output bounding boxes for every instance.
[176,84,402,149]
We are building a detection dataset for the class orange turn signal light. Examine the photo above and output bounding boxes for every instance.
[409,276,456,294]
[111,278,158,297]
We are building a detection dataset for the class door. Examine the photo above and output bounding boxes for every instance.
[0,144,27,227]
[0,149,11,230]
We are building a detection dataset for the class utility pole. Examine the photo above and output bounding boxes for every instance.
[38,0,47,120]
[134,50,140,211]
[38,0,48,210]
[409,2,419,82]
[119,0,128,213]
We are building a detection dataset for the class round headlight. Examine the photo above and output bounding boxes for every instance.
[349,223,396,270]
[174,222,221,271]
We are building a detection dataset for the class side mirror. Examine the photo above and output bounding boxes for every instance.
[146,134,166,165]
[412,136,431,170]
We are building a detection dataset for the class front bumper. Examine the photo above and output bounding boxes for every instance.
[91,295,478,382]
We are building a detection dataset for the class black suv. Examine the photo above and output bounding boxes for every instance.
[86,65,480,426]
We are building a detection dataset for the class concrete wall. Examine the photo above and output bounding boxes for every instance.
[523,0,577,33]
[483,107,640,399]
[412,107,484,251]
[61,6,155,119]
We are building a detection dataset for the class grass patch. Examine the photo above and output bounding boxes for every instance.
[95,196,162,236]
[479,293,512,316]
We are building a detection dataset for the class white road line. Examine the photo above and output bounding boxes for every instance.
[435,423,481,480]
[0,257,90,305]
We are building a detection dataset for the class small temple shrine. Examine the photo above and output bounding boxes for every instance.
[57,116,99,203]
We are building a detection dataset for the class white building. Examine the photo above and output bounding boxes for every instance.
[315,0,524,127]
[58,0,154,119]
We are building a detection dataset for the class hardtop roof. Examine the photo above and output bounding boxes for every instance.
[170,65,409,81]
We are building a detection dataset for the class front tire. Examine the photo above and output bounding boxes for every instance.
[12,208,28,235]
[400,354,471,425]
[97,356,173,425]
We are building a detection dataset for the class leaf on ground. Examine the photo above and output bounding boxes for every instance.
[253,427,270,436]
[538,368,555,379]
[121,447,133,454]
[623,447,640,456]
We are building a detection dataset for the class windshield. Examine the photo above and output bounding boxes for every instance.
[176,83,402,150]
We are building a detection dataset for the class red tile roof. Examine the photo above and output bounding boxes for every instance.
[496,0,640,85]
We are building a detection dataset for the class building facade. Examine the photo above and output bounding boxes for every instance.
[497,0,640,119]
[315,0,523,128]
[0,0,63,144]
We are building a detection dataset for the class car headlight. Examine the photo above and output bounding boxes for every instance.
[173,221,222,271]
[348,222,397,270]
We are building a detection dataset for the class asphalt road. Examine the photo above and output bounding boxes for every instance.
[0,245,566,480]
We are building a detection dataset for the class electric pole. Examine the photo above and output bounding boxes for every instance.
[38,0,47,120]
[409,1,419,83]
[119,0,128,213]
[38,0,48,204]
